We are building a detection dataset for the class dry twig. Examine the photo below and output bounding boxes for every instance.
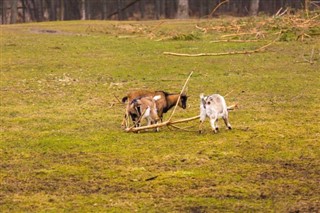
[210,39,259,43]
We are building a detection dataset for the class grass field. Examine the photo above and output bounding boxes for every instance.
[1,17,320,212]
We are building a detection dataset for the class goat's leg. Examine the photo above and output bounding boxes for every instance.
[223,114,232,130]
[209,117,218,133]
[121,114,127,129]
[153,121,159,132]
[199,113,206,134]
[199,120,205,134]
[215,118,219,131]
[125,105,130,128]
[146,117,151,126]
[122,108,130,128]
[199,110,207,134]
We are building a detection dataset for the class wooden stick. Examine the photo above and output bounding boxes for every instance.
[113,94,123,104]
[278,7,289,17]
[221,32,261,38]
[125,115,200,132]
[224,90,234,97]
[227,103,238,111]
[195,25,207,33]
[167,71,193,121]
[209,0,229,17]
[163,48,263,57]
[210,39,259,43]
[275,7,283,16]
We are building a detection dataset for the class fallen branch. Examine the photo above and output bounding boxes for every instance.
[195,24,207,33]
[209,0,229,17]
[163,36,278,57]
[220,32,264,38]
[125,115,200,132]
[125,103,238,133]
[210,39,259,43]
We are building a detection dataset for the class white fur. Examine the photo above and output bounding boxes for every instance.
[199,93,232,133]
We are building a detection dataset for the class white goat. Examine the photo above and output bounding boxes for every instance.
[199,93,232,133]
[129,95,161,131]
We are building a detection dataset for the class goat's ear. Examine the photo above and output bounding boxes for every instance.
[122,96,128,103]
[200,93,204,99]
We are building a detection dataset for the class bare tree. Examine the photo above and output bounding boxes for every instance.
[80,0,85,20]
[176,0,189,19]
[59,0,64,20]
[102,0,107,20]
[139,0,145,19]
[47,0,57,21]
[154,0,160,19]
[10,0,18,24]
[250,0,259,16]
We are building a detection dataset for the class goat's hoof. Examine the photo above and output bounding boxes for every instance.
[228,126,232,130]
[198,130,203,134]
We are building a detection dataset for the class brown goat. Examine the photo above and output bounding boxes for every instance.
[128,95,161,131]
[122,90,188,128]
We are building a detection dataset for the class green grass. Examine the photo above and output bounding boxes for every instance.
[1,18,320,212]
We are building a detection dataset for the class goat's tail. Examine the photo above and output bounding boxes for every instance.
[122,96,128,103]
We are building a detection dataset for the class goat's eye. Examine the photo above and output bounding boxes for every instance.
[207,101,211,105]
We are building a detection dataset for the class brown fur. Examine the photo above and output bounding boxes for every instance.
[122,90,188,127]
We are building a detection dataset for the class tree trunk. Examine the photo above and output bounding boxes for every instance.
[86,0,92,20]
[250,0,259,16]
[199,0,205,17]
[102,0,107,20]
[59,0,64,20]
[117,0,123,20]
[10,0,18,24]
[154,0,160,19]
[39,0,44,21]
[47,0,56,21]
[176,0,189,19]
[80,0,85,20]
[140,0,145,19]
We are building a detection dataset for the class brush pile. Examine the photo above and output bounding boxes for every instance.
[195,11,320,42]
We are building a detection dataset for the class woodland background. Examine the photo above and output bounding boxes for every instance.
[1,0,319,24]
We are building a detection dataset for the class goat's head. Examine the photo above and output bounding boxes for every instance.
[200,93,207,107]
[179,93,188,109]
